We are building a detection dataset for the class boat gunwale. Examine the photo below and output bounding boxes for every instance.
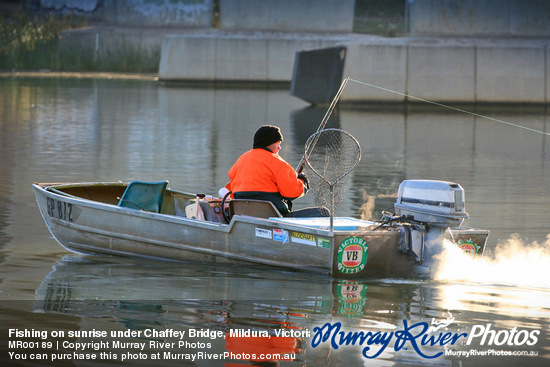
[34,182,229,231]
[33,182,393,236]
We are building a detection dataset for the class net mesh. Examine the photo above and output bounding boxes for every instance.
[304,129,361,211]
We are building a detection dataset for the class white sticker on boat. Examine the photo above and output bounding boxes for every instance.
[273,229,289,244]
[255,228,272,239]
[291,232,316,246]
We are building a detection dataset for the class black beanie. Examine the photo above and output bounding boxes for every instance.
[253,125,283,148]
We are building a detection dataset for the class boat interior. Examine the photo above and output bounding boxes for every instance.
[38,181,283,224]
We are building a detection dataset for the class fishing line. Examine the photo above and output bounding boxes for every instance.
[348,78,550,137]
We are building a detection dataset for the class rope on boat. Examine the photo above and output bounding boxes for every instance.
[348,78,550,137]
[371,214,407,231]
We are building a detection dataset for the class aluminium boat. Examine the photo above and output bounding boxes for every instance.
[33,179,489,278]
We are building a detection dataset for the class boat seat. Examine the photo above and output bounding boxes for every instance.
[229,199,283,219]
[117,180,168,213]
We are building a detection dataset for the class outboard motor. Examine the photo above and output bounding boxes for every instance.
[390,180,488,272]
[395,179,468,227]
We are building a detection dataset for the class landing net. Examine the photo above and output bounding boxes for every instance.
[304,128,361,229]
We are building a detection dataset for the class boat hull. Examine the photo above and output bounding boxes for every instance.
[33,183,421,278]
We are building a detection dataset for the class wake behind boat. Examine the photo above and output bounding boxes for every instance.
[33,178,489,279]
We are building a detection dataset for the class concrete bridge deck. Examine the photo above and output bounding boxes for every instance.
[158,29,550,104]
[60,26,550,104]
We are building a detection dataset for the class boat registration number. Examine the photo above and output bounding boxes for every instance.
[46,197,74,222]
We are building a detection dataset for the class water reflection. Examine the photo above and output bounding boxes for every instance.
[1,77,550,365]
[30,255,549,365]
[2,77,550,245]
[32,256,365,365]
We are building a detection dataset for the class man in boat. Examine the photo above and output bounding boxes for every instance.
[226,125,327,217]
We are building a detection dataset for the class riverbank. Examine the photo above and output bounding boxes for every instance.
[0,71,158,80]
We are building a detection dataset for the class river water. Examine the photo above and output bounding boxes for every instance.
[0,75,549,366]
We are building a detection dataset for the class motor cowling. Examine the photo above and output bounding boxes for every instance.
[394,180,469,228]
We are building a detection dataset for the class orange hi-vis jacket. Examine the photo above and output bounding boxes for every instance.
[227,148,306,209]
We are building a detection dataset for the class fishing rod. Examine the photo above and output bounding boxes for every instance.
[296,77,350,174]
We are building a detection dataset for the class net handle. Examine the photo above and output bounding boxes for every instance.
[296,77,349,173]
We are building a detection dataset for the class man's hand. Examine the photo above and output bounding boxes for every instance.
[297,173,310,193]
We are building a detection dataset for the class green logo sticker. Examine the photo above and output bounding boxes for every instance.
[456,238,479,256]
[337,237,368,274]
[317,237,331,249]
